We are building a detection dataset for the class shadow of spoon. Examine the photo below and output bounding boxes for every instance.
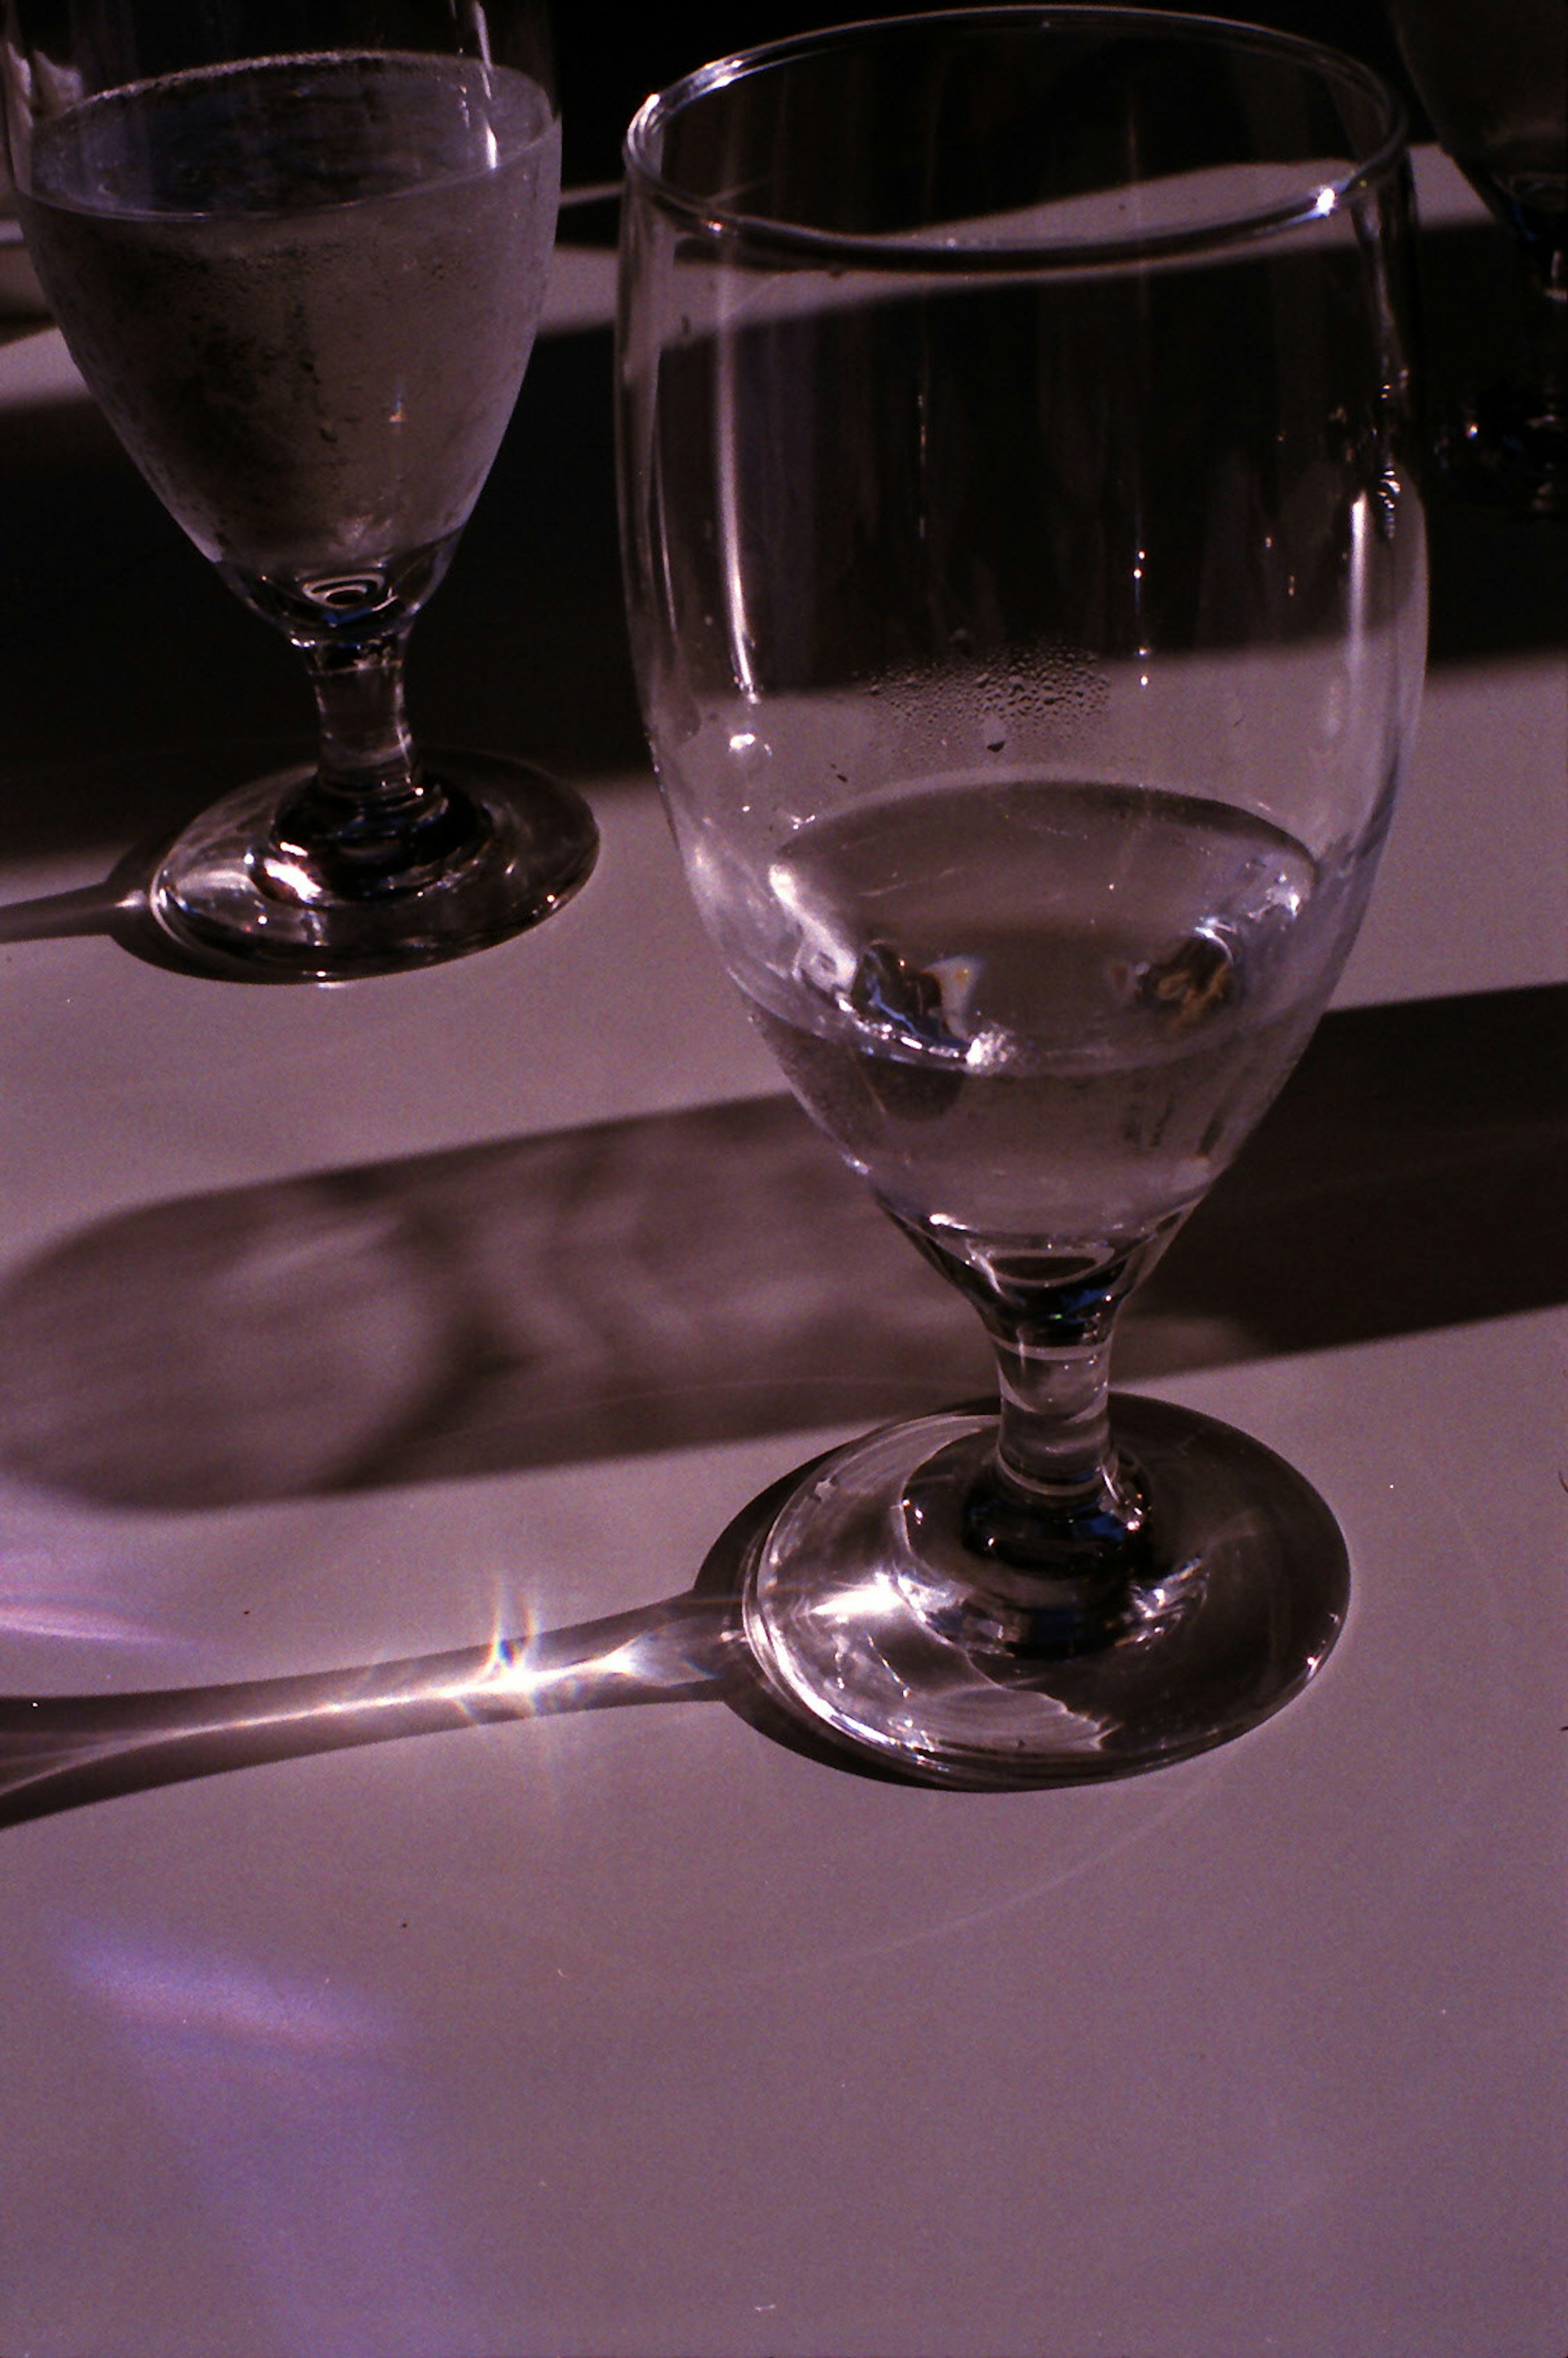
[0,1591,746,1830]
[0,1460,893,1830]
[0,837,252,978]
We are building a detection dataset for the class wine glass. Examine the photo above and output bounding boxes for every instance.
[2,0,597,979]
[1387,0,1566,518]
[617,7,1428,1787]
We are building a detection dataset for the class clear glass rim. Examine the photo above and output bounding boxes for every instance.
[622,4,1410,272]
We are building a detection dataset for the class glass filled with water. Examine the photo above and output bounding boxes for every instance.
[2,0,597,978]
[618,7,1428,1786]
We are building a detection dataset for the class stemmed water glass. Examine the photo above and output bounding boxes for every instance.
[618,7,1428,1787]
[1386,0,1566,519]
[2,0,597,978]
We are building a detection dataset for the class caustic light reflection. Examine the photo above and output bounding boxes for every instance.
[59,1927,475,2353]
[0,1527,189,1651]
[465,1590,735,1718]
[65,1927,394,2054]
[0,1593,173,1646]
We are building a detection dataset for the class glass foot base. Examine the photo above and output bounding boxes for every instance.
[147,750,598,981]
[742,1396,1349,1790]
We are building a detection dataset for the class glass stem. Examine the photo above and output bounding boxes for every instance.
[969,1260,1147,1570]
[992,1321,1123,1512]
[268,632,479,901]
[310,630,421,800]
[892,1212,1166,1645]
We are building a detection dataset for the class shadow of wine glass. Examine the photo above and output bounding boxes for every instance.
[0,1094,993,1509]
[0,983,1559,1828]
[0,984,1559,1517]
